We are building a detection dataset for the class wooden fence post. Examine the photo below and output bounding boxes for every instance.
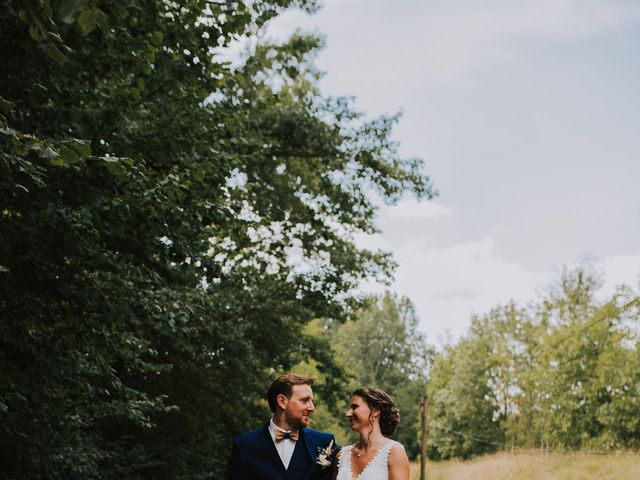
[420,395,429,480]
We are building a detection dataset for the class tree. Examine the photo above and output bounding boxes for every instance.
[535,267,614,450]
[474,303,539,450]
[0,1,434,478]
[427,322,504,460]
[592,326,640,450]
[332,293,433,458]
[426,264,640,459]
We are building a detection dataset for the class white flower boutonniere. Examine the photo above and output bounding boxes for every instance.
[316,440,338,468]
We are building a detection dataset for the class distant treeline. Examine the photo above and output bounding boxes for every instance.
[426,266,640,459]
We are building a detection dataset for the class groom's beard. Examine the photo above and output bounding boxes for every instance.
[284,409,309,430]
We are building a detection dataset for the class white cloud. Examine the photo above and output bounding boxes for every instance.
[391,245,640,341]
[352,232,390,252]
[432,286,478,301]
[381,199,451,220]
[409,0,640,86]
[266,0,640,88]
[357,236,539,340]
[599,254,640,293]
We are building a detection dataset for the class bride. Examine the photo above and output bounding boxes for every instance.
[334,388,410,480]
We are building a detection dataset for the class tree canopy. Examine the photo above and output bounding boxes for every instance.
[322,293,433,458]
[0,1,433,478]
[427,266,640,459]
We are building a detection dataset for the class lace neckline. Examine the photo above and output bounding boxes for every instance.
[348,440,394,480]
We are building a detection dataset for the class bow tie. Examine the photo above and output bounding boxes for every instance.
[275,429,299,442]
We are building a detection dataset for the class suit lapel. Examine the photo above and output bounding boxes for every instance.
[258,424,287,476]
[301,428,316,464]
[300,428,321,479]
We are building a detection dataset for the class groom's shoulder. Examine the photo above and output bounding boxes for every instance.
[233,424,267,445]
[302,427,335,441]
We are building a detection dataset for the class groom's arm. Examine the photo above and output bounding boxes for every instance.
[318,433,339,480]
[330,448,341,480]
[228,439,248,480]
[332,434,340,451]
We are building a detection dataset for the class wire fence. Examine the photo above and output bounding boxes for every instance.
[529,297,639,362]
[430,422,640,456]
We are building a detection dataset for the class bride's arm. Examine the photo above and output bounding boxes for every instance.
[388,443,411,480]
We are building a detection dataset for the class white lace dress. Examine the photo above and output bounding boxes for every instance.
[336,440,398,480]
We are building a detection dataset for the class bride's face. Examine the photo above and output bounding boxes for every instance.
[345,395,378,431]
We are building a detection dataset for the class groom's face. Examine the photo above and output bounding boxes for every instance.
[280,384,315,429]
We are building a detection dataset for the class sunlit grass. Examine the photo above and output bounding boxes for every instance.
[410,452,640,480]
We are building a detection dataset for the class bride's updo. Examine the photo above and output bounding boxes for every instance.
[353,387,400,436]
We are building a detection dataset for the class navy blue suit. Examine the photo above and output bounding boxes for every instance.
[228,423,337,480]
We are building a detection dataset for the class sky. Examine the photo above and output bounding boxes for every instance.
[264,0,640,342]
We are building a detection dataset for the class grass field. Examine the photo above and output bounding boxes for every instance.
[410,452,640,480]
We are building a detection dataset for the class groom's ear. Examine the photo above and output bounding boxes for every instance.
[276,393,288,410]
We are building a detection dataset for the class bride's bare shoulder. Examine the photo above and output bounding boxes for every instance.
[388,442,409,479]
[389,440,406,453]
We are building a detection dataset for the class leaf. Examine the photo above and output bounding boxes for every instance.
[78,9,97,35]
[59,145,79,164]
[193,169,204,182]
[144,49,156,63]
[95,8,110,34]
[39,146,59,161]
[152,31,164,46]
[46,31,64,44]
[43,3,53,20]
[58,0,86,24]
[102,157,126,176]
[47,44,68,65]
[29,24,45,43]
[9,135,27,156]
[67,138,91,157]
[0,127,17,136]
[0,96,14,112]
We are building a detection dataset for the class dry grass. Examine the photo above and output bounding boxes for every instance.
[410,452,640,480]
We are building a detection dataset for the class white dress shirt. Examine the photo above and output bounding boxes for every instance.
[269,418,297,469]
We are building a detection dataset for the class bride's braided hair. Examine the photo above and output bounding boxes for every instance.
[353,387,400,436]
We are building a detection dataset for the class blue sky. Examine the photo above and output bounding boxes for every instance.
[265,0,640,340]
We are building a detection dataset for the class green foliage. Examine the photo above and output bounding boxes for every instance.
[287,293,433,459]
[427,329,504,460]
[329,293,433,459]
[427,266,640,460]
[0,1,433,478]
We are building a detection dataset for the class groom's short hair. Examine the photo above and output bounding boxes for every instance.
[267,374,314,412]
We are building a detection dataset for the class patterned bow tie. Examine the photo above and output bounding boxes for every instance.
[275,429,299,442]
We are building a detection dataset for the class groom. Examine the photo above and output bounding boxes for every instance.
[228,374,338,479]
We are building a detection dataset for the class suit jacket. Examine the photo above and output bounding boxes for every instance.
[228,423,337,480]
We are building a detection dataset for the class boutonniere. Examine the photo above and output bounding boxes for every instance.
[316,440,339,468]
